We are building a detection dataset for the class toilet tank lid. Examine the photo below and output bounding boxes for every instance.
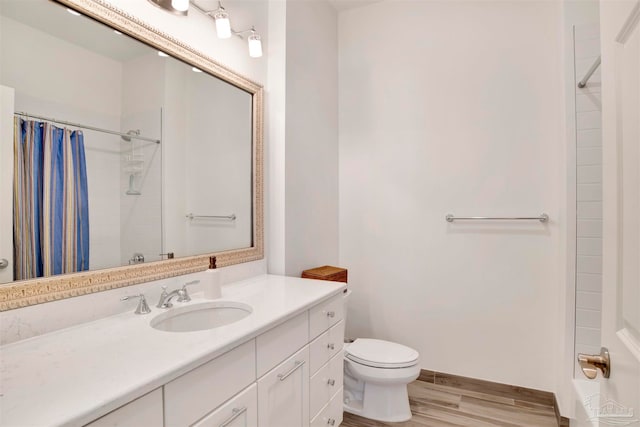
[345,338,419,367]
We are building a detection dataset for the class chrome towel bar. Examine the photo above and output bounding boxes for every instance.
[186,213,237,220]
[445,213,549,223]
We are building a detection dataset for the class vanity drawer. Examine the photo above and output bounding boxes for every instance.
[85,388,163,427]
[309,293,344,340]
[309,350,343,419]
[164,340,256,427]
[309,320,344,374]
[310,388,343,427]
[192,383,257,427]
[256,311,309,377]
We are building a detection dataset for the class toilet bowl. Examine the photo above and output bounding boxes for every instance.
[342,292,420,422]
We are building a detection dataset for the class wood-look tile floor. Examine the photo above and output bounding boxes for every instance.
[341,380,559,427]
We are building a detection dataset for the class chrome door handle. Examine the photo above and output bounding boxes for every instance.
[327,343,335,350]
[325,311,335,318]
[327,418,336,426]
[578,347,610,379]
[277,360,305,381]
[327,378,335,386]
[219,407,247,427]
[0,258,8,269]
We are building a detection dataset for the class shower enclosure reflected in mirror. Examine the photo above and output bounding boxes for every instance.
[0,0,262,306]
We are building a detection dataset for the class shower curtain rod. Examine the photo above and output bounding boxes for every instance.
[14,111,161,144]
[577,56,601,88]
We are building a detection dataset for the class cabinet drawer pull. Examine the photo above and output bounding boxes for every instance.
[219,407,247,427]
[327,418,336,426]
[327,378,335,386]
[277,360,305,381]
[325,311,335,318]
[327,343,335,350]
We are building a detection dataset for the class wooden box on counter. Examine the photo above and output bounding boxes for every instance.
[301,266,347,283]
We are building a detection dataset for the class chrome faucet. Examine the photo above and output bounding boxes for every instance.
[156,286,185,309]
[121,294,151,314]
[156,280,200,309]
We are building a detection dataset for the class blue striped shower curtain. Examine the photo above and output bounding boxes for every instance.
[13,118,90,280]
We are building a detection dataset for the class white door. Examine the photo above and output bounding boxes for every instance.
[0,86,15,283]
[599,0,640,424]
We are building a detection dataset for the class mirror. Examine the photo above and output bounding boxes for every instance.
[0,0,263,309]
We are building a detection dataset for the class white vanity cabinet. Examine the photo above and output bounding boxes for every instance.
[164,340,256,426]
[0,276,347,427]
[132,293,344,427]
[84,389,163,427]
[307,293,345,427]
[192,384,258,427]
[258,345,310,426]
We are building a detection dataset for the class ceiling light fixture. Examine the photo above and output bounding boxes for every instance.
[187,1,265,58]
[146,0,188,16]
[232,26,263,58]
[171,0,189,12]
[210,3,231,39]
[247,29,263,58]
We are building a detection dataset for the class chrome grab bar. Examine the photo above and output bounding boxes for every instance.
[186,213,236,221]
[445,213,549,223]
[277,360,305,381]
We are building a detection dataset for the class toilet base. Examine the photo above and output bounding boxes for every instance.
[344,381,413,422]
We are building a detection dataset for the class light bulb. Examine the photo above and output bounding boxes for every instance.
[171,0,189,12]
[248,33,262,58]
[214,10,231,39]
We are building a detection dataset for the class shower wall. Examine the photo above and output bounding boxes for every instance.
[573,23,603,373]
[119,54,163,267]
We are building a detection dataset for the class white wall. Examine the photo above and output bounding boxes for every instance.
[266,0,287,275]
[284,0,339,276]
[339,0,564,392]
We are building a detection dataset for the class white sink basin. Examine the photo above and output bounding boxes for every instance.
[151,301,252,332]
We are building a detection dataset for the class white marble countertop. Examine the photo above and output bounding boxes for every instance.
[0,274,345,426]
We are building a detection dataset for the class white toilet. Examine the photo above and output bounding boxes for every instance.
[342,291,420,422]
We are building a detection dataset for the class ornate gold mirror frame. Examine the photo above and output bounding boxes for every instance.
[0,0,264,311]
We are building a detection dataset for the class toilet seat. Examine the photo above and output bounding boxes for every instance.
[345,338,419,369]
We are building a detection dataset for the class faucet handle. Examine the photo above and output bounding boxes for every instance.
[121,294,151,315]
[156,286,170,308]
[178,280,200,302]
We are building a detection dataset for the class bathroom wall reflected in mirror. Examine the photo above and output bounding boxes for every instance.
[0,0,253,284]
